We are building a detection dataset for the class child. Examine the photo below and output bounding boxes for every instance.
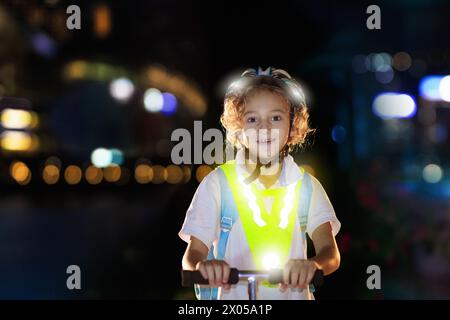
[179,67,341,300]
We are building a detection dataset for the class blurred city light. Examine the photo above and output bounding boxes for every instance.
[10,161,31,185]
[393,52,412,71]
[375,65,394,84]
[91,148,113,168]
[110,148,124,166]
[0,108,38,129]
[419,75,444,101]
[103,165,121,183]
[31,32,56,58]
[331,125,346,143]
[372,93,417,119]
[182,166,191,183]
[151,165,167,184]
[85,165,103,185]
[135,164,153,184]
[422,164,443,183]
[93,4,112,38]
[42,164,60,184]
[166,165,183,184]
[145,65,207,116]
[109,78,135,103]
[144,88,164,112]
[438,75,450,102]
[195,165,212,183]
[64,165,82,185]
[0,131,38,152]
[161,92,178,115]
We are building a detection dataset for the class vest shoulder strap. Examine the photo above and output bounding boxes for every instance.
[298,168,313,233]
[194,163,238,300]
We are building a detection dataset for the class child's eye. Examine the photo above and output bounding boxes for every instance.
[272,115,282,121]
[246,117,257,123]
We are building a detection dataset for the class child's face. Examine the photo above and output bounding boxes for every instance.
[240,90,291,163]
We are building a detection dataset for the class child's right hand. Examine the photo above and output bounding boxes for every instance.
[195,259,231,289]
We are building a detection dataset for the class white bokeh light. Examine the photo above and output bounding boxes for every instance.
[109,78,135,102]
[144,88,164,112]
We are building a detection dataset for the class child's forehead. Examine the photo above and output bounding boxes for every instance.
[243,90,290,112]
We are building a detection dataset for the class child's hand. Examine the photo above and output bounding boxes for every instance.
[280,259,320,291]
[195,259,231,289]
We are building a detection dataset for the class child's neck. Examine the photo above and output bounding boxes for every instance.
[244,161,283,189]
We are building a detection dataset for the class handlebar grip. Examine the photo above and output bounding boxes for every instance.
[181,268,324,287]
[268,269,324,287]
[181,268,239,287]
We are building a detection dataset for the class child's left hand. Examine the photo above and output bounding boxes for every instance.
[280,259,320,291]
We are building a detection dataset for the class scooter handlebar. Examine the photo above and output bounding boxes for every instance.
[181,268,324,287]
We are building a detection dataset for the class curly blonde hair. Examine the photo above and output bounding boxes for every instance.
[220,67,314,153]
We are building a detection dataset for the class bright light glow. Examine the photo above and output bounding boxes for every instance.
[439,75,450,102]
[423,164,443,183]
[91,148,112,168]
[372,93,416,119]
[0,131,34,151]
[110,148,124,166]
[161,92,178,115]
[419,76,444,101]
[262,252,281,270]
[144,88,164,112]
[0,108,34,129]
[110,78,135,102]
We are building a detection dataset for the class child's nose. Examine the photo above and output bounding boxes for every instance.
[258,119,272,130]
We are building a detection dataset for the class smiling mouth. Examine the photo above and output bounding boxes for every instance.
[257,139,274,143]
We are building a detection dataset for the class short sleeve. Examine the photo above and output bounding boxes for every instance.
[178,169,221,249]
[306,175,341,237]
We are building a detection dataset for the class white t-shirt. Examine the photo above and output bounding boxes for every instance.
[179,149,341,300]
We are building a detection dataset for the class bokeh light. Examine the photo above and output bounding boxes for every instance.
[109,78,135,103]
[166,165,183,184]
[161,92,178,115]
[43,164,60,184]
[135,164,153,184]
[151,165,167,184]
[64,165,82,185]
[195,165,212,183]
[372,93,416,119]
[144,88,164,112]
[85,165,103,185]
[10,161,31,185]
[103,165,121,183]
[91,148,112,168]
[422,164,443,183]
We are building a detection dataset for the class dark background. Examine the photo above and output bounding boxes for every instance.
[1,0,449,299]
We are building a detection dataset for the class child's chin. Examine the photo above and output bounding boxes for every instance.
[248,150,281,163]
